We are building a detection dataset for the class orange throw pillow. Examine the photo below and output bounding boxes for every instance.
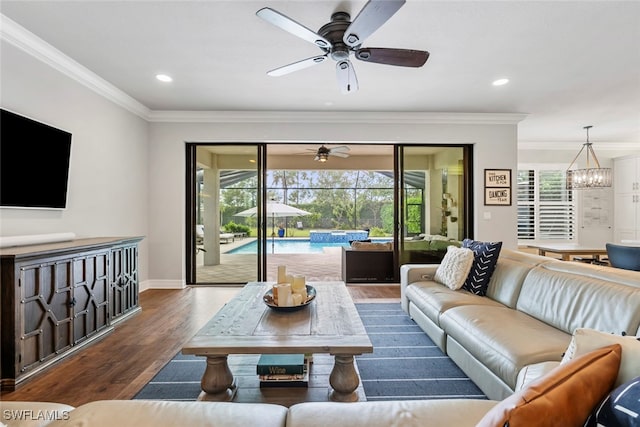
[476,344,622,427]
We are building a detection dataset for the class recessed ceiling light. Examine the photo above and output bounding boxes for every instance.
[492,78,509,86]
[156,74,173,83]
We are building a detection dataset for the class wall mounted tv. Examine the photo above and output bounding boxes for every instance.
[1,109,72,209]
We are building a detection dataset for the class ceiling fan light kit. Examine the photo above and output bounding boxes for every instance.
[256,0,429,94]
[311,145,350,162]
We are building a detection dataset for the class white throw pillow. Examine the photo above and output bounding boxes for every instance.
[433,246,475,290]
[561,328,640,387]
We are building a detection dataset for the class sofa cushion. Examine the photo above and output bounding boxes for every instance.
[287,400,499,427]
[46,400,288,427]
[405,282,504,327]
[585,376,640,427]
[515,361,560,391]
[516,263,640,336]
[476,344,622,427]
[561,328,640,387]
[440,305,570,388]
[433,246,475,290]
[483,249,556,308]
[350,241,392,251]
[461,239,502,296]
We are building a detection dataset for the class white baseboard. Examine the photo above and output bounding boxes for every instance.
[140,279,186,292]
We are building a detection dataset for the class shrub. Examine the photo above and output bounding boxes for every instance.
[223,222,251,236]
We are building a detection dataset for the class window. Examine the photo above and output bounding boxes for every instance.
[517,166,575,242]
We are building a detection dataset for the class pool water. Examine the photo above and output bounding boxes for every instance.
[226,239,390,254]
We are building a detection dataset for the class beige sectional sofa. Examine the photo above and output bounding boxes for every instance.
[400,248,640,400]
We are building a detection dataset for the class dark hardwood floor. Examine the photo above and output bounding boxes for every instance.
[0,284,400,407]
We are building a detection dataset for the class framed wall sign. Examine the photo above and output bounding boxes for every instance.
[484,169,511,188]
[484,169,512,206]
[485,187,512,205]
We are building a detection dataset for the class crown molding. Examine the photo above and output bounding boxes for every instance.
[2,15,529,127]
[146,110,528,125]
[1,14,150,119]
[519,141,640,151]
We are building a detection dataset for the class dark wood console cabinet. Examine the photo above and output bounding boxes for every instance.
[1,236,143,390]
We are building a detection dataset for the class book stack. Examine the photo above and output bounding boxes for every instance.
[257,353,309,388]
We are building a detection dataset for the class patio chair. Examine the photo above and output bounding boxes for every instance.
[605,243,640,271]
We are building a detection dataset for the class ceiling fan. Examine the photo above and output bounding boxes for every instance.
[256,0,429,94]
[308,145,350,162]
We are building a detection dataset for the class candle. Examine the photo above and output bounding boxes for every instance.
[292,293,303,306]
[277,265,287,284]
[274,283,293,307]
[292,275,307,300]
[285,274,294,285]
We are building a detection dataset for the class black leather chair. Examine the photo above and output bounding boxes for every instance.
[605,243,640,271]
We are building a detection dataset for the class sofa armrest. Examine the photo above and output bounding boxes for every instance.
[400,263,440,313]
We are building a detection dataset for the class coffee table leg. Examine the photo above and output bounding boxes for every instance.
[198,355,237,401]
[329,354,361,402]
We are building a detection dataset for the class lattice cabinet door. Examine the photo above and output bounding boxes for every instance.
[73,250,110,344]
[110,243,139,321]
[18,260,74,375]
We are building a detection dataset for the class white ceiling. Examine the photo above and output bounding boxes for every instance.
[1,1,639,148]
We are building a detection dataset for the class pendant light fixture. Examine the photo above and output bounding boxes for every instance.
[566,126,612,189]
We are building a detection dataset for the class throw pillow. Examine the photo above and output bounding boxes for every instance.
[476,344,622,427]
[461,239,502,296]
[561,328,640,387]
[433,246,475,290]
[584,376,640,427]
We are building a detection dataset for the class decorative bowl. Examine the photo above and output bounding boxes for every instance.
[263,285,316,312]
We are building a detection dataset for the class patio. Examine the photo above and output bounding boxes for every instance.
[196,238,347,284]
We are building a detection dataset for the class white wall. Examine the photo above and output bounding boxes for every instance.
[0,41,150,282]
[148,117,521,285]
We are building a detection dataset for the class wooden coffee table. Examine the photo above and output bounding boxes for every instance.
[182,281,373,403]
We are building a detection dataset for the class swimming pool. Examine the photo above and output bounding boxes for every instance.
[226,239,390,254]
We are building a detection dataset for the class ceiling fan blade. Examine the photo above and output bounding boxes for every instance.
[343,0,406,48]
[329,145,351,153]
[355,48,429,67]
[267,55,328,77]
[330,151,350,158]
[257,8,332,50]
[336,60,358,94]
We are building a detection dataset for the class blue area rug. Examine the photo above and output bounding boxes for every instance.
[134,302,485,401]
[355,303,485,401]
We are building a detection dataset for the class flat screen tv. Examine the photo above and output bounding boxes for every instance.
[1,109,72,209]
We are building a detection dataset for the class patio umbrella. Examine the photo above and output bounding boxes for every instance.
[234,202,312,253]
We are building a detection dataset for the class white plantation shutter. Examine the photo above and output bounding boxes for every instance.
[518,167,575,241]
[517,170,535,240]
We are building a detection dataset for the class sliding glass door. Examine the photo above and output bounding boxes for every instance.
[397,145,473,265]
[186,143,473,285]
[186,144,266,285]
